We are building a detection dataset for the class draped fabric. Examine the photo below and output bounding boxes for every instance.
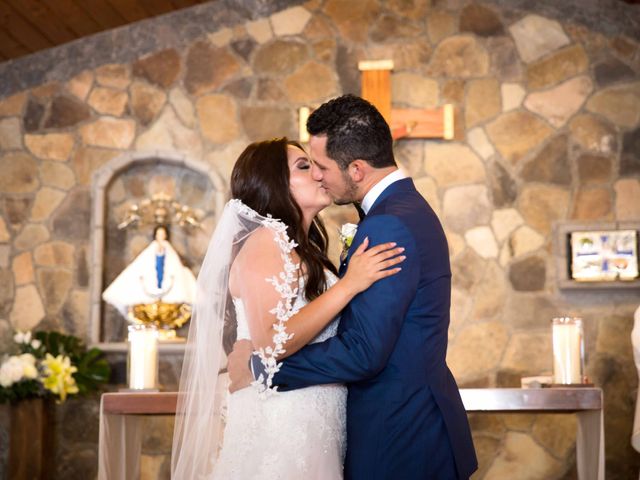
[631,305,640,452]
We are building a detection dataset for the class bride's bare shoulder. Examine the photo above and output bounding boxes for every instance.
[231,227,280,273]
[239,226,281,258]
[229,227,285,292]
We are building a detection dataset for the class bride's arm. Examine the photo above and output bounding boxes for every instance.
[231,227,404,359]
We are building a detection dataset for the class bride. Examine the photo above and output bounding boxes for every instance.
[171,138,404,479]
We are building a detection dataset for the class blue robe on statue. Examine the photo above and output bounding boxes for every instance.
[155,253,165,290]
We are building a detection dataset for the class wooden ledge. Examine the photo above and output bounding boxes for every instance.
[101,388,602,416]
[102,391,178,415]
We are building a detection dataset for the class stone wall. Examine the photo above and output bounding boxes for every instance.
[100,160,219,343]
[0,0,639,478]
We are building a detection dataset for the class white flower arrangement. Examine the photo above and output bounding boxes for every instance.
[339,223,358,261]
[0,353,38,388]
[13,330,42,350]
[0,329,109,404]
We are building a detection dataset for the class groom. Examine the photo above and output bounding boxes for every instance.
[229,94,477,479]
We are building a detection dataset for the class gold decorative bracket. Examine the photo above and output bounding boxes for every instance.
[118,192,202,230]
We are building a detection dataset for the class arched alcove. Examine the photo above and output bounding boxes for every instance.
[88,150,226,351]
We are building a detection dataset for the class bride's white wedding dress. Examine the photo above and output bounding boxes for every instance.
[212,272,347,479]
[171,200,346,479]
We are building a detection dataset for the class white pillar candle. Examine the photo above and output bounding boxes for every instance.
[552,317,584,384]
[127,325,159,390]
[298,107,310,143]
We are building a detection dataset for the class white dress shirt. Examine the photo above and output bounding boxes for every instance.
[360,169,407,214]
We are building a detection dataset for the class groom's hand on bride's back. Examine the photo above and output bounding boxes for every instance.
[228,339,254,393]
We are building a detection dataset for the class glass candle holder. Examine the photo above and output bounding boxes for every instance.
[127,324,159,390]
[551,317,585,385]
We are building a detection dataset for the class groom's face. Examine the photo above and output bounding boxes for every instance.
[309,135,358,205]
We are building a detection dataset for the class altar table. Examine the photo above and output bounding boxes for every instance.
[98,387,604,479]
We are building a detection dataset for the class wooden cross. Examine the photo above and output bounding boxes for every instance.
[358,60,454,140]
[298,60,454,142]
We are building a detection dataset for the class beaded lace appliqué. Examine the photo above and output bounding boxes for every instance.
[228,199,300,398]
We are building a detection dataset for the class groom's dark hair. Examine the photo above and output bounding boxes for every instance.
[306,94,396,170]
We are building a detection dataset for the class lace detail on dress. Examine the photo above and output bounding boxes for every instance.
[213,270,346,480]
[228,199,304,398]
[254,223,300,397]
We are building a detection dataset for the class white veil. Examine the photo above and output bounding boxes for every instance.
[171,199,299,479]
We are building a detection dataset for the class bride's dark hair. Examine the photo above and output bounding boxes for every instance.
[231,137,338,301]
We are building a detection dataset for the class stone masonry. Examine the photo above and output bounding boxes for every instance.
[0,0,639,478]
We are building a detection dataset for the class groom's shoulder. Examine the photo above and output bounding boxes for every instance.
[375,190,434,222]
[358,215,416,257]
[361,211,417,245]
[360,211,410,235]
[373,194,447,246]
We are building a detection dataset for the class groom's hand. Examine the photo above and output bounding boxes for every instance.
[228,339,254,393]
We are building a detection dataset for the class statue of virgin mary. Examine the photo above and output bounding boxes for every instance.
[102,225,197,338]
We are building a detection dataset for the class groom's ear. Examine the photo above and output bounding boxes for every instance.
[348,160,367,182]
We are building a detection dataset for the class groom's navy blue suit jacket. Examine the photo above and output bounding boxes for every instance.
[271,178,477,479]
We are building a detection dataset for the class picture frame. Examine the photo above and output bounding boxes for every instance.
[553,221,640,290]
[569,229,639,282]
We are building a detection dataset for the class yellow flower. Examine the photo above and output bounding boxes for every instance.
[40,353,79,402]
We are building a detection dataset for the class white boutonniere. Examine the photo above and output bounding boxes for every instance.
[339,223,358,262]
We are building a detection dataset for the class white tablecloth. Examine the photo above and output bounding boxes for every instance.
[631,305,640,453]
[98,395,143,480]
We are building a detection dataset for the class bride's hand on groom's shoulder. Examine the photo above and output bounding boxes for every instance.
[342,238,406,295]
[228,339,254,393]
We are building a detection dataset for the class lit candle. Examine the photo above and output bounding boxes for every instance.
[299,107,310,143]
[552,317,584,384]
[127,325,159,390]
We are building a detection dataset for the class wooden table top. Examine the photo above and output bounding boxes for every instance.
[101,387,603,415]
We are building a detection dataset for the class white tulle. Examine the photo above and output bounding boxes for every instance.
[172,199,254,479]
[171,199,346,479]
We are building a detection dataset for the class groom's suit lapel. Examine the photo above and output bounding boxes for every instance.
[338,177,415,277]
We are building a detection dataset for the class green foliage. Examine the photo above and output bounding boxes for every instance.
[0,378,44,404]
[74,347,111,395]
[0,331,111,404]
